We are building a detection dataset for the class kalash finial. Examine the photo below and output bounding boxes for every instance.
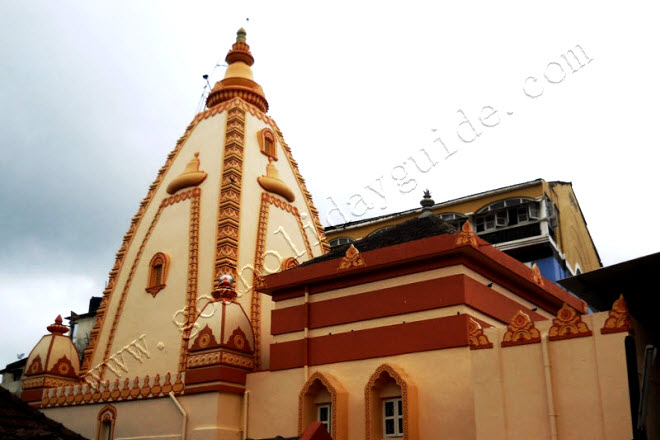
[419,190,435,218]
[236,27,247,43]
[47,315,69,335]
[206,28,269,112]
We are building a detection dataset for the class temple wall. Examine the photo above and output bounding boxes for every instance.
[246,311,632,440]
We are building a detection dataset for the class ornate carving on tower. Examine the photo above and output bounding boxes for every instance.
[166,152,207,194]
[257,159,296,202]
[206,28,269,113]
[215,105,246,285]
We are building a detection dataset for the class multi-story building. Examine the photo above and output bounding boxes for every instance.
[326,179,601,282]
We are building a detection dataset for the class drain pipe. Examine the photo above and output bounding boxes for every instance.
[242,390,250,440]
[169,392,188,440]
[541,335,558,440]
[304,285,310,381]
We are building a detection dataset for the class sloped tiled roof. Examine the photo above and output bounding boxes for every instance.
[0,386,87,440]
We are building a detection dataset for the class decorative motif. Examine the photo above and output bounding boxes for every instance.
[364,364,411,440]
[338,244,365,270]
[26,355,44,376]
[190,325,219,351]
[531,264,544,286]
[257,159,296,202]
[40,372,185,408]
[282,257,300,270]
[455,221,478,247]
[226,327,250,352]
[81,94,327,375]
[48,356,78,378]
[96,404,117,439]
[501,311,541,347]
[166,152,208,195]
[548,303,592,340]
[601,294,632,334]
[468,318,493,350]
[298,372,339,438]
[186,351,254,369]
[145,252,170,297]
[214,105,246,285]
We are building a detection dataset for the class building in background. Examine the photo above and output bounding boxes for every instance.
[0,358,27,397]
[326,179,601,283]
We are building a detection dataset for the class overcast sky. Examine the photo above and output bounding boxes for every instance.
[1,1,659,368]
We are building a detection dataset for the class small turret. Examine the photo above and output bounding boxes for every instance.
[21,315,81,404]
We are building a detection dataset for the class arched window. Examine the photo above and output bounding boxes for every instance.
[146,252,170,297]
[474,198,540,233]
[258,128,277,160]
[299,372,348,440]
[365,226,395,238]
[365,364,418,440]
[329,237,355,248]
[97,405,117,440]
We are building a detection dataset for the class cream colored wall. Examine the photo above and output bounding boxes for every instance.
[236,113,326,369]
[247,312,631,440]
[474,312,631,440]
[88,113,227,381]
[247,348,476,440]
[43,392,242,440]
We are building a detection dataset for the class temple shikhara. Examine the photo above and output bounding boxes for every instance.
[16,29,641,440]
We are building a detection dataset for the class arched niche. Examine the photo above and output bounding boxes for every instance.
[298,371,348,440]
[97,404,117,440]
[364,364,418,440]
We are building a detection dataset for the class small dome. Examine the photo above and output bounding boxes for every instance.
[189,290,254,353]
[24,315,80,379]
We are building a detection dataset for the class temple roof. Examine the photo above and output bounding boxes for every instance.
[301,214,457,267]
[0,387,87,440]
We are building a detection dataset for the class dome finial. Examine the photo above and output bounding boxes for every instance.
[236,28,247,43]
[47,315,69,335]
[419,190,435,218]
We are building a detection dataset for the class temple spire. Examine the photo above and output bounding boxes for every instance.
[206,28,269,112]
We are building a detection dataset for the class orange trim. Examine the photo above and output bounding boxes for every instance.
[263,234,585,315]
[271,274,545,335]
[184,365,247,385]
[270,315,470,370]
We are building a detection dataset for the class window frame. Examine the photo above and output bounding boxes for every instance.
[382,397,403,437]
[317,403,332,435]
[145,252,170,297]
